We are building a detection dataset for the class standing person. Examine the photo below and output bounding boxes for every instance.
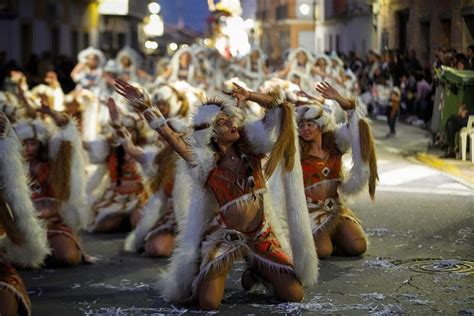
[0,112,50,316]
[386,88,401,137]
[296,82,378,258]
[115,79,318,310]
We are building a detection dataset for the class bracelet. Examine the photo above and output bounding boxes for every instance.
[143,108,166,130]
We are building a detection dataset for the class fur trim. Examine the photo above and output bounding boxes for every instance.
[244,106,282,155]
[124,190,166,252]
[296,103,335,133]
[358,119,378,200]
[157,164,217,302]
[13,119,49,143]
[0,130,49,267]
[86,138,110,164]
[87,165,111,206]
[267,108,319,286]
[78,47,106,67]
[169,47,195,83]
[338,107,372,197]
[49,119,91,230]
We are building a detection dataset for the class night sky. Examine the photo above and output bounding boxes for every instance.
[159,0,257,34]
[159,0,210,34]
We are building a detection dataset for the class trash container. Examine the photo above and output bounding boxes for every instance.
[436,66,474,134]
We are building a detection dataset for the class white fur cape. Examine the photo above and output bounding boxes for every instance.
[0,128,50,267]
[124,157,191,252]
[49,119,91,230]
[158,105,318,303]
[334,104,371,196]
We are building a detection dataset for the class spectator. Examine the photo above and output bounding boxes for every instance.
[467,45,474,70]
[414,71,432,123]
[386,88,401,138]
[440,103,471,158]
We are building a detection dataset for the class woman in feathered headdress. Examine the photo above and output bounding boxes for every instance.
[70,47,105,94]
[13,100,90,267]
[0,112,49,316]
[115,78,318,310]
[296,82,378,258]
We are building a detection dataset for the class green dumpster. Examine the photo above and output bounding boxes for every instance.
[438,66,474,133]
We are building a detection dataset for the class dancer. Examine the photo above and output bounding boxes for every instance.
[115,78,317,310]
[0,112,49,316]
[296,82,378,258]
[70,47,105,95]
[14,100,90,267]
[86,99,150,233]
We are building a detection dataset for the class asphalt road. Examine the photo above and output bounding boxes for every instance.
[20,122,474,315]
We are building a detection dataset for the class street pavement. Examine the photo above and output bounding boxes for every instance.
[20,120,474,315]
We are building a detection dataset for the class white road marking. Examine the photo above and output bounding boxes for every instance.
[376,186,473,196]
[379,165,438,186]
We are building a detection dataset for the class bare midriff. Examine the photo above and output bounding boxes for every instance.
[305,179,340,202]
[207,154,266,233]
[301,154,342,203]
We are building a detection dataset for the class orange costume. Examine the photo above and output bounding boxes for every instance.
[191,154,294,296]
[301,154,359,236]
[92,151,147,229]
[29,161,90,262]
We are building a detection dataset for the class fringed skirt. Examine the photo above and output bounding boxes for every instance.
[0,262,30,316]
[191,215,295,298]
[47,219,93,263]
[91,189,146,230]
[145,209,177,241]
[307,197,361,237]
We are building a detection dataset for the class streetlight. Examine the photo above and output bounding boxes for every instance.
[145,40,159,50]
[148,2,161,14]
[169,42,178,51]
[143,13,164,37]
[299,3,310,16]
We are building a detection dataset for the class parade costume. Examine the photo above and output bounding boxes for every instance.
[0,115,50,316]
[167,47,196,84]
[72,47,105,94]
[87,114,151,232]
[148,90,318,303]
[295,101,377,239]
[13,118,91,263]
[231,47,267,91]
[285,48,315,92]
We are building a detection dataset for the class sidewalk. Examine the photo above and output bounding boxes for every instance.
[370,119,474,187]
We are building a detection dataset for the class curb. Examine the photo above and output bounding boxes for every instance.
[416,153,474,188]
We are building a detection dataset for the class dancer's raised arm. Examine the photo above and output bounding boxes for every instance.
[114,78,193,162]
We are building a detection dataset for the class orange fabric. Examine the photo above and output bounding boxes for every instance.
[107,152,141,183]
[0,262,30,315]
[30,162,53,200]
[206,155,266,208]
[301,154,342,187]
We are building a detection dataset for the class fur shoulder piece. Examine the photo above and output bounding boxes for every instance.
[0,130,50,267]
[49,119,91,230]
[157,161,217,302]
[337,106,378,198]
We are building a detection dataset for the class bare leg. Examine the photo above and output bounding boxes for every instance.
[332,218,367,257]
[144,233,176,257]
[49,235,82,267]
[93,214,127,233]
[198,266,230,310]
[129,208,142,229]
[0,289,19,316]
[314,230,333,258]
[258,268,304,302]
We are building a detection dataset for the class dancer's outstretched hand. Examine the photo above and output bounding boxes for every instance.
[114,78,148,112]
[315,82,340,100]
[107,97,121,122]
[229,82,251,107]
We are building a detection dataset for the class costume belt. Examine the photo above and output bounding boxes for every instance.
[217,213,268,244]
[307,197,339,213]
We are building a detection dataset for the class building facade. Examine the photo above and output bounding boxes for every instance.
[314,0,374,55]
[375,0,474,66]
[0,0,148,65]
[256,0,316,63]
